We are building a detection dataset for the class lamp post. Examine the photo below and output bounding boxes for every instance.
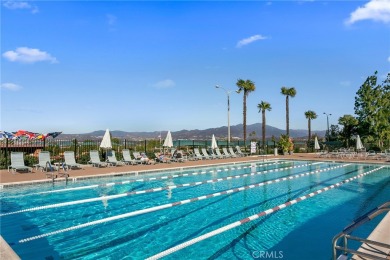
[323,112,332,142]
[215,85,231,145]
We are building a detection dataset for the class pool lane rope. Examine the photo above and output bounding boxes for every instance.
[2,162,319,217]
[146,166,384,260]
[23,161,292,196]
[18,163,346,243]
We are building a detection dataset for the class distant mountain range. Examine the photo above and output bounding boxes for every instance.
[61,123,326,140]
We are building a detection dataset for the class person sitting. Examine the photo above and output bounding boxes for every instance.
[140,152,154,165]
[156,152,170,163]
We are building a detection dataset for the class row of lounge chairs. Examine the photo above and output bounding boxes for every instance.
[190,146,248,160]
[318,148,390,161]
[7,146,250,174]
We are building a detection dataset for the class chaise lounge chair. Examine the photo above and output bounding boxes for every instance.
[201,148,213,159]
[107,151,125,166]
[122,149,139,165]
[194,148,206,160]
[8,152,33,173]
[228,147,238,158]
[215,148,226,159]
[89,150,108,167]
[35,151,56,172]
[64,151,84,170]
[235,146,249,157]
[222,148,232,158]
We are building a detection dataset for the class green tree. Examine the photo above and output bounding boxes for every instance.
[257,101,272,149]
[338,114,358,147]
[355,71,390,148]
[281,87,297,136]
[304,110,318,144]
[236,79,256,142]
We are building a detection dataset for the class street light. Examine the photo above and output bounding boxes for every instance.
[323,112,332,142]
[215,85,231,145]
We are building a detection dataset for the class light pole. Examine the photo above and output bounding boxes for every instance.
[323,112,332,142]
[215,85,231,145]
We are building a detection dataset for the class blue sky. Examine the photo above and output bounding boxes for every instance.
[1,0,390,134]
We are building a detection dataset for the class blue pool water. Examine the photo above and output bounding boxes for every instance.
[1,160,389,259]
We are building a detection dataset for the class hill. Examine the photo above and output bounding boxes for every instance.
[61,123,326,140]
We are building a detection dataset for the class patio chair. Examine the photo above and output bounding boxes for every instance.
[122,149,139,165]
[155,152,172,163]
[64,151,83,170]
[133,151,155,164]
[228,147,239,158]
[207,148,218,159]
[194,148,206,160]
[222,148,232,158]
[35,151,56,172]
[107,150,125,166]
[8,152,33,173]
[215,148,226,159]
[201,148,213,159]
[89,150,108,167]
[235,146,249,157]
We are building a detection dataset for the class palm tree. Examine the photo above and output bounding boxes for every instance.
[304,110,318,146]
[281,87,297,136]
[257,101,272,149]
[236,79,256,142]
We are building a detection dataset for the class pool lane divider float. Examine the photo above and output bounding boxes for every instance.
[2,162,321,217]
[24,161,294,196]
[17,163,348,243]
[147,166,385,260]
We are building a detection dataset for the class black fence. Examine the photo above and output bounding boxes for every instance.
[0,138,256,169]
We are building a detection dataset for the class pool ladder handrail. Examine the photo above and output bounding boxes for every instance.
[332,201,390,260]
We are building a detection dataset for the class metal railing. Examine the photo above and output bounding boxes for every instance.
[332,201,390,260]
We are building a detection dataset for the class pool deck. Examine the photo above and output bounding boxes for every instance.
[0,153,389,259]
[1,153,388,185]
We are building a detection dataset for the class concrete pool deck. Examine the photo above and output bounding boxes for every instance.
[1,153,389,185]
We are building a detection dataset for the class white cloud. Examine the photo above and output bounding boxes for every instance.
[3,1,38,13]
[2,47,58,64]
[388,56,390,62]
[236,34,268,48]
[153,79,176,89]
[346,0,390,25]
[1,82,22,91]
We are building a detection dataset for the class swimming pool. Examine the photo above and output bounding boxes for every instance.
[1,160,389,259]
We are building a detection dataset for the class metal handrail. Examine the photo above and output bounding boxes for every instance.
[332,201,390,260]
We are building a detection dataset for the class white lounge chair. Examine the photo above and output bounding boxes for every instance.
[222,148,232,158]
[215,148,226,159]
[201,148,213,160]
[228,147,238,158]
[35,151,56,172]
[8,152,33,173]
[194,148,206,160]
[89,150,108,167]
[122,149,139,165]
[64,151,83,170]
[107,150,125,166]
[235,146,249,157]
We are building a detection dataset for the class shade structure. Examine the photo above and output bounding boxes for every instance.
[163,131,173,148]
[356,135,364,150]
[211,134,218,149]
[100,129,112,149]
[314,136,320,150]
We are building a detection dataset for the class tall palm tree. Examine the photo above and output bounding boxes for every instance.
[281,87,297,136]
[236,79,256,142]
[257,101,272,149]
[304,110,318,144]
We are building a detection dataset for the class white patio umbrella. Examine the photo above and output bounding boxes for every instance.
[356,135,364,150]
[211,134,218,149]
[100,129,112,160]
[314,136,320,150]
[163,131,173,148]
